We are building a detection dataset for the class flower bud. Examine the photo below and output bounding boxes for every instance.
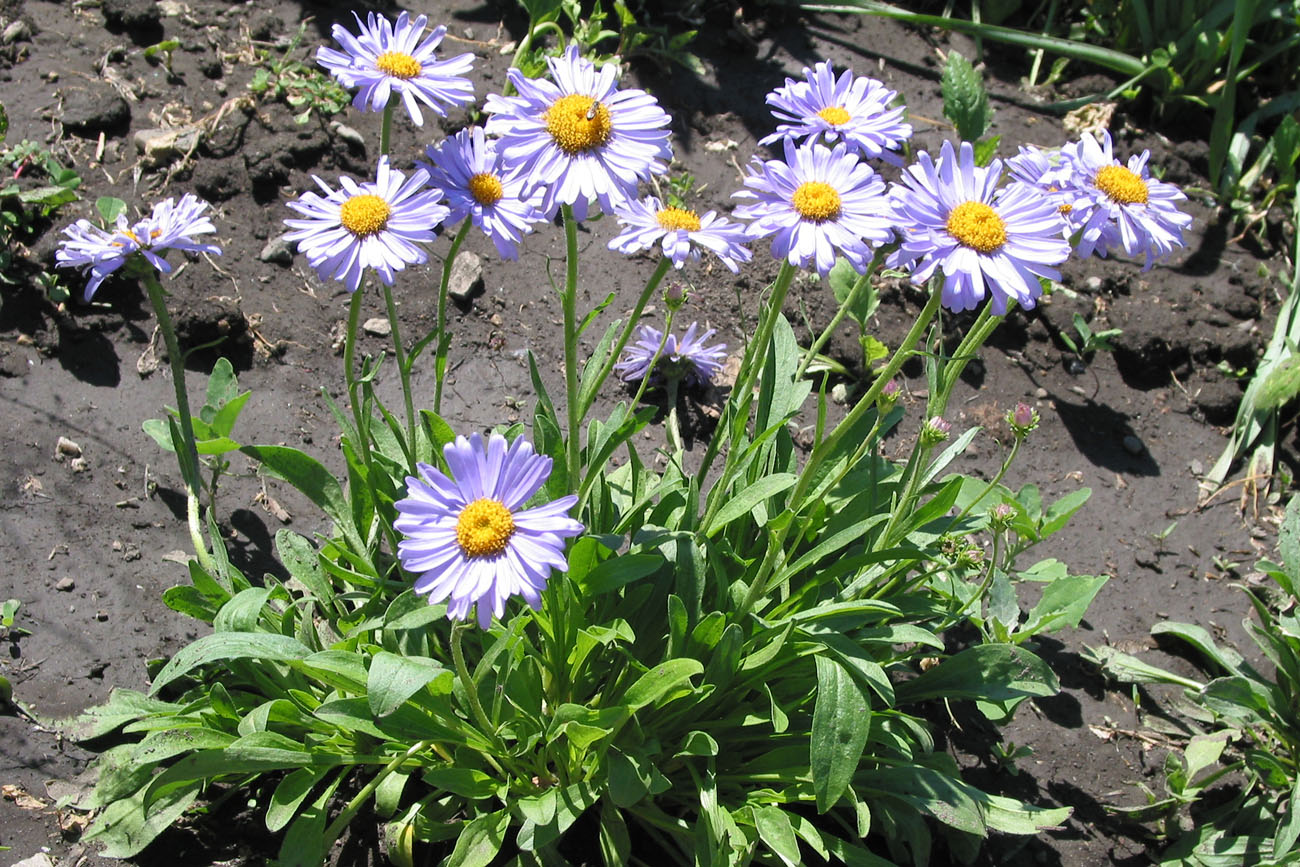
[664,282,687,311]
[988,502,1016,531]
[877,378,901,410]
[921,415,951,446]
[1007,402,1039,439]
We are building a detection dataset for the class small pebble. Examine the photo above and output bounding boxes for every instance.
[1190,458,1204,475]
[1122,435,1144,455]
[363,317,392,337]
[55,577,75,592]
[55,436,82,459]
[95,610,109,622]
[1034,387,1048,399]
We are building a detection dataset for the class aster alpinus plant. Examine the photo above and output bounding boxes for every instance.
[57,17,1192,867]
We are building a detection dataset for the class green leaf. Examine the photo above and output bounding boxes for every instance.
[1021,575,1108,636]
[620,658,703,712]
[573,552,662,596]
[241,445,365,555]
[422,768,496,799]
[972,135,1001,166]
[896,645,1058,705]
[84,779,200,857]
[150,632,312,694]
[1259,353,1300,409]
[941,49,992,141]
[811,655,871,813]
[212,586,272,633]
[754,806,801,867]
[367,652,452,717]
[0,102,7,143]
[706,473,797,537]
[96,196,126,224]
[277,530,334,607]
[445,811,509,867]
[266,767,327,833]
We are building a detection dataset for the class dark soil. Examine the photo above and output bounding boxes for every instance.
[0,1,1290,865]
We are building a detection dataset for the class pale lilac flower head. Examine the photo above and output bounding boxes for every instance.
[608,196,751,273]
[316,12,475,127]
[615,322,727,387]
[283,156,450,293]
[921,415,952,445]
[733,139,894,276]
[483,45,673,220]
[394,433,583,629]
[1060,131,1192,269]
[888,141,1070,315]
[56,193,220,301]
[1006,145,1078,237]
[421,127,545,260]
[759,61,912,164]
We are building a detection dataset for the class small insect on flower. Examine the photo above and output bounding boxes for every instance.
[316,11,475,127]
[607,196,751,273]
[422,127,546,261]
[889,141,1071,315]
[1060,131,1192,269]
[615,322,728,387]
[483,45,673,219]
[394,433,584,629]
[759,60,912,164]
[56,193,221,301]
[733,139,894,276]
[283,156,450,293]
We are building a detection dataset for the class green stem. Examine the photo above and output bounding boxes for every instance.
[697,261,798,531]
[561,204,582,489]
[344,290,366,448]
[452,623,497,742]
[381,280,417,473]
[665,377,683,453]
[141,269,216,573]
[433,220,471,416]
[948,438,1020,529]
[380,101,394,157]
[732,287,943,622]
[579,256,673,419]
[322,740,429,845]
[795,252,881,381]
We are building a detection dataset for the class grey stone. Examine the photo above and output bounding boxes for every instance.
[830,383,848,405]
[1122,435,1144,456]
[10,855,56,867]
[134,126,202,168]
[447,251,484,301]
[55,577,75,592]
[61,84,129,136]
[330,122,366,149]
[363,318,392,337]
[259,237,293,266]
[2,19,33,44]
[102,0,160,31]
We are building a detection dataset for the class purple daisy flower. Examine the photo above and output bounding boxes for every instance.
[56,193,221,301]
[283,156,450,293]
[733,139,894,276]
[607,196,752,273]
[1060,131,1192,269]
[394,433,584,629]
[483,44,673,220]
[1005,145,1078,237]
[316,11,475,127]
[614,322,727,387]
[420,127,545,260]
[758,61,912,164]
[888,141,1071,315]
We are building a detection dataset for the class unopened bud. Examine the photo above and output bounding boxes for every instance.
[877,378,901,409]
[921,415,951,445]
[1007,402,1039,439]
[664,282,686,310]
[989,502,1016,531]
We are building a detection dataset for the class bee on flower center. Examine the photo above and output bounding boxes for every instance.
[543,94,613,155]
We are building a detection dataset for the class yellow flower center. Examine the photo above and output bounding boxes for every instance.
[655,207,702,232]
[375,51,423,80]
[791,181,841,223]
[1094,164,1148,205]
[467,172,504,206]
[1058,203,1073,215]
[456,498,516,559]
[946,201,1007,253]
[543,94,613,155]
[817,106,852,126]
[339,194,391,238]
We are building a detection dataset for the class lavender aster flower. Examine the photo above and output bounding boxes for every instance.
[316,12,474,127]
[283,156,450,293]
[608,196,752,273]
[759,61,912,164]
[483,45,672,219]
[421,127,545,260]
[1060,131,1192,268]
[888,141,1070,315]
[615,322,727,387]
[56,193,220,301]
[733,139,893,276]
[1006,145,1078,237]
[394,433,583,629]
